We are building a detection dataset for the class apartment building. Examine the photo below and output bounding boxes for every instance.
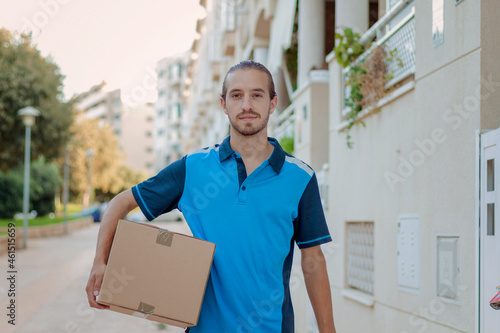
[184,3,231,153]
[185,0,500,331]
[75,83,155,176]
[327,1,500,332]
[155,53,190,171]
[75,82,122,134]
[119,103,155,176]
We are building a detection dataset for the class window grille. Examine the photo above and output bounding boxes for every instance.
[347,222,375,294]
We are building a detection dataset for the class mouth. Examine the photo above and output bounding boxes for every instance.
[238,113,259,121]
[240,116,257,121]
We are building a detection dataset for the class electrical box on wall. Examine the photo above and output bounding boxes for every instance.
[436,235,460,300]
[397,214,420,291]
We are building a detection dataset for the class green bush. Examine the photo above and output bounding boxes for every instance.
[280,136,295,155]
[0,158,61,218]
[0,171,23,218]
[30,158,61,217]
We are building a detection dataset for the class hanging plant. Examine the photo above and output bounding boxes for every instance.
[343,62,367,149]
[285,44,298,91]
[285,1,299,91]
[336,33,402,148]
[334,27,366,69]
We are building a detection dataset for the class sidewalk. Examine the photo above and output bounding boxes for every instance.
[0,219,190,333]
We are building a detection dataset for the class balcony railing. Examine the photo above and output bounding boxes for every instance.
[342,3,415,116]
[270,104,295,141]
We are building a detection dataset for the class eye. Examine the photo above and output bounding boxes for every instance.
[231,93,241,98]
[253,93,263,98]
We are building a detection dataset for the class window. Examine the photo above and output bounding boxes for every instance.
[177,103,182,119]
[169,103,182,120]
[169,63,181,80]
[346,222,374,294]
[488,159,495,191]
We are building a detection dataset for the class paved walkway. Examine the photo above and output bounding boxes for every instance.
[0,218,191,333]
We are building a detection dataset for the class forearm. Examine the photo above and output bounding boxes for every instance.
[93,189,138,265]
[302,247,336,333]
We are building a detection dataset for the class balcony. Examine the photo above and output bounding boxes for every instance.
[222,30,236,56]
[270,70,329,170]
[270,104,295,141]
[341,3,416,118]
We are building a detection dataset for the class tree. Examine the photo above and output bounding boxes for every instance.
[68,118,148,203]
[0,28,73,172]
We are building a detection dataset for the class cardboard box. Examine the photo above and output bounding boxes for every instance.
[97,219,215,328]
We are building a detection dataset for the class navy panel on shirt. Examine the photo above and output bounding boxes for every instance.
[131,137,331,332]
[295,173,331,249]
[132,156,186,220]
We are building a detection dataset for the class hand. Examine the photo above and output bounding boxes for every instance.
[86,262,110,310]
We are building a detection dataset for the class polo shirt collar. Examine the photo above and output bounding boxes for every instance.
[219,136,286,174]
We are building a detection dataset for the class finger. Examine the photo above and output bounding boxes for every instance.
[86,275,109,310]
[88,289,109,310]
[93,273,103,297]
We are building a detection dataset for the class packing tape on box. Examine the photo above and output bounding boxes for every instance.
[132,301,155,318]
[156,229,173,247]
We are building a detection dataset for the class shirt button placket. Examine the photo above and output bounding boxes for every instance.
[239,184,248,203]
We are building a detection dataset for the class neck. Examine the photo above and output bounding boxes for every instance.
[229,129,273,160]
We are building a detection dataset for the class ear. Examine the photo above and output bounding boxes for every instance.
[269,96,278,115]
[220,97,228,115]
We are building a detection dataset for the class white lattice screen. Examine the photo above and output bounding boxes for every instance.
[347,222,375,294]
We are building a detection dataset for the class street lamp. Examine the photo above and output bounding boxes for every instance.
[85,149,94,209]
[63,144,70,234]
[18,106,40,249]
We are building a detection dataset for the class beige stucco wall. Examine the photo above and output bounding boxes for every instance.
[293,79,330,171]
[120,104,155,176]
[327,1,482,332]
[480,0,500,130]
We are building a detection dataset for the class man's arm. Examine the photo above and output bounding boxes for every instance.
[301,245,336,333]
[85,189,138,309]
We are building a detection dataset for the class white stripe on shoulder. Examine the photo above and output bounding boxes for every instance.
[188,144,220,156]
[284,156,314,177]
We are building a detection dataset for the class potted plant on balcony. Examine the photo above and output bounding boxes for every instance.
[334,27,402,148]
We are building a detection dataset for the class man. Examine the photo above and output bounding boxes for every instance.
[86,60,336,332]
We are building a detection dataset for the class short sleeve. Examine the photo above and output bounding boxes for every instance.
[294,173,332,248]
[132,156,186,221]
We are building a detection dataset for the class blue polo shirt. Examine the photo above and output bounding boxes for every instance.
[132,136,331,332]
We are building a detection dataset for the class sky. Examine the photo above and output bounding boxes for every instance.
[0,0,205,104]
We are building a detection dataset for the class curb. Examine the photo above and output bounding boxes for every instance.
[0,217,94,255]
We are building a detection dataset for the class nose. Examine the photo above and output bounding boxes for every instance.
[241,95,252,111]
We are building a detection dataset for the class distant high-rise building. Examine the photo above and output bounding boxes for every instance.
[75,82,155,176]
[75,81,122,136]
[154,53,190,172]
[119,103,155,176]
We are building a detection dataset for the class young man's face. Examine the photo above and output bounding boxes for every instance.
[220,69,278,137]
